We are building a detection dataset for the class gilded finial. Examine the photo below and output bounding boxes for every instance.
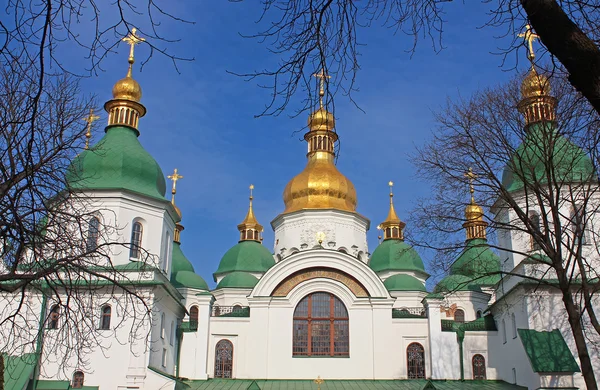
[167,168,184,205]
[463,168,487,240]
[238,184,263,242]
[83,109,100,150]
[314,376,324,389]
[313,68,331,109]
[388,181,394,204]
[122,28,145,76]
[380,180,405,240]
[518,24,539,64]
[464,167,477,204]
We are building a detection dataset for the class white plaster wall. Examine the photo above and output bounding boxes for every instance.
[389,319,430,378]
[463,333,497,380]
[441,291,491,322]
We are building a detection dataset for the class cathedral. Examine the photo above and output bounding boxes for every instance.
[1,28,599,390]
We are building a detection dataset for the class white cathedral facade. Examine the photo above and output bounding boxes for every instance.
[1,32,599,390]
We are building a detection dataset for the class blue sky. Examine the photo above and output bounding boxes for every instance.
[75,1,527,287]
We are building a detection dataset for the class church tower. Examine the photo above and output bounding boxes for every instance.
[271,69,369,261]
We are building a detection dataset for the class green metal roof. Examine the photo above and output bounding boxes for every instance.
[502,123,596,192]
[35,380,99,389]
[518,329,580,373]
[369,240,428,275]
[215,271,259,289]
[172,242,195,274]
[214,241,275,281]
[66,126,167,200]
[178,379,526,389]
[449,239,501,286]
[384,274,427,292]
[3,353,36,390]
[173,270,209,290]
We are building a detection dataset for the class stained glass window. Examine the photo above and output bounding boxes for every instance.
[407,342,425,379]
[214,339,233,378]
[454,309,465,323]
[473,354,486,379]
[190,305,199,330]
[292,292,349,357]
[72,371,84,388]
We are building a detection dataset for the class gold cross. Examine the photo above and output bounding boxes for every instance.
[122,28,145,64]
[167,168,183,203]
[518,24,539,62]
[83,109,100,149]
[313,68,331,108]
[464,167,478,203]
[314,376,325,390]
[249,184,254,200]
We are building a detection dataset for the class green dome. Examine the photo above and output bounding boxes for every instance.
[383,274,427,292]
[502,123,596,192]
[216,271,259,289]
[369,240,428,275]
[172,270,209,290]
[450,238,501,286]
[434,274,483,293]
[172,242,195,274]
[66,126,166,200]
[214,241,275,281]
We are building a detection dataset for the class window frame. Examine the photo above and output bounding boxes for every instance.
[99,304,111,330]
[214,339,234,378]
[48,304,60,329]
[453,309,465,323]
[86,216,100,252]
[129,221,144,259]
[189,305,199,331]
[72,371,84,389]
[511,313,517,339]
[406,342,426,379]
[502,319,507,344]
[160,312,166,339]
[292,292,349,357]
[472,354,486,380]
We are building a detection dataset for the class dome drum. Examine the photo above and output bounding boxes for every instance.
[104,99,146,131]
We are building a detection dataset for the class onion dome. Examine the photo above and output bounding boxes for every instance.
[282,69,357,214]
[433,274,483,294]
[449,238,501,287]
[517,66,556,126]
[238,185,263,242]
[383,274,426,292]
[463,168,487,241]
[369,240,427,276]
[216,271,259,289]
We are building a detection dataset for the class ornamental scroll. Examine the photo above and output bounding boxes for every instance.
[271,268,369,297]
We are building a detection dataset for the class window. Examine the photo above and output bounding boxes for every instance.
[512,367,517,384]
[454,309,465,323]
[292,292,349,356]
[72,371,84,388]
[571,204,589,246]
[189,305,199,330]
[472,354,486,380]
[476,310,483,319]
[129,221,143,259]
[529,211,541,250]
[162,231,171,272]
[86,217,100,252]
[214,339,233,378]
[511,313,517,339]
[48,305,60,329]
[160,313,165,339]
[502,319,507,344]
[407,342,426,379]
[170,320,175,346]
[100,305,111,330]
[162,348,167,367]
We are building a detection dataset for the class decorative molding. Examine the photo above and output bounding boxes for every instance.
[271,267,369,297]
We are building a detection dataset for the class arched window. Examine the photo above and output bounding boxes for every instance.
[292,292,349,356]
[48,305,60,329]
[511,313,517,339]
[529,211,541,250]
[86,217,100,252]
[189,305,199,330]
[473,354,486,379]
[476,310,483,319]
[72,371,84,388]
[130,221,143,259]
[214,339,233,378]
[407,342,426,379]
[160,312,166,339]
[100,305,111,330]
[502,319,507,344]
[162,231,171,272]
[454,309,465,323]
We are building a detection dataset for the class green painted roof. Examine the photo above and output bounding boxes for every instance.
[384,274,427,292]
[450,239,501,286]
[518,329,580,373]
[172,270,209,290]
[66,126,166,200]
[433,274,483,294]
[369,240,428,275]
[172,242,195,274]
[215,271,259,289]
[502,123,596,192]
[179,379,526,389]
[214,241,275,280]
[34,380,98,390]
[3,353,36,390]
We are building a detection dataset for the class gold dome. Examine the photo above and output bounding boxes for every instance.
[283,153,357,213]
[465,202,483,221]
[521,67,550,99]
[308,108,335,131]
[112,70,142,102]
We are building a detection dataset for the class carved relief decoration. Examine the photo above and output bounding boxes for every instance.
[271,267,369,297]
[300,222,336,246]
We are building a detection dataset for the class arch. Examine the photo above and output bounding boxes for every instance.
[454,309,465,323]
[189,305,199,330]
[160,312,166,339]
[407,342,426,379]
[72,371,84,388]
[86,216,100,252]
[472,354,486,379]
[292,292,349,356]
[99,305,111,330]
[214,339,233,378]
[476,310,483,319]
[48,304,60,329]
[337,247,348,254]
[129,221,143,259]
[272,267,369,297]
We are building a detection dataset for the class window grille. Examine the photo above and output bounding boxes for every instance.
[406,342,426,379]
[214,339,233,378]
[72,371,84,388]
[130,221,143,259]
[472,354,486,379]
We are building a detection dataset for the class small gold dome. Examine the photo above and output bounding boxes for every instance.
[521,67,550,99]
[283,155,357,213]
[465,202,483,221]
[173,203,182,219]
[308,108,335,131]
[112,74,142,102]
